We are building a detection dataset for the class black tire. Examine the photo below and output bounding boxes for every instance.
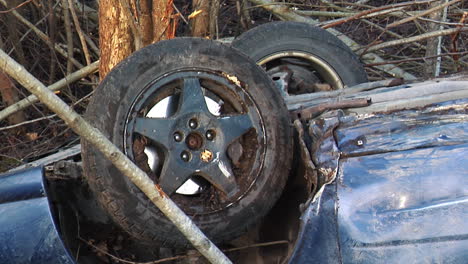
[232,21,368,94]
[81,38,293,247]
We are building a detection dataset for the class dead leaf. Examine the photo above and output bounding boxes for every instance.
[26,132,38,141]
[188,9,203,19]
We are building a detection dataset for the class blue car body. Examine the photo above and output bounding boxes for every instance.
[289,97,468,263]
[1,79,467,263]
[0,167,75,263]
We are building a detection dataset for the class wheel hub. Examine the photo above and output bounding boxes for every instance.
[125,73,262,202]
[186,132,204,150]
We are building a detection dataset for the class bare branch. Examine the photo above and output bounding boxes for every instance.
[0,0,34,14]
[364,27,468,53]
[62,0,74,74]
[0,61,99,122]
[0,114,57,132]
[364,51,468,66]
[0,0,84,68]
[322,1,432,29]
[386,0,461,29]
[68,0,92,65]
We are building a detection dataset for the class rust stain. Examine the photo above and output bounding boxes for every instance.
[222,72,241,87]
[155,184,167,198]
[200,149,213,162]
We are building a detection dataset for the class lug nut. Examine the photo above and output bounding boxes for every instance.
[181,151,191,162]
[189,118,198,129]
[174,131,183,142]
[206,130,216,141]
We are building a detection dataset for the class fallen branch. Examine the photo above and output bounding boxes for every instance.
[0,49,231,264]
[322,0,430,29]
[293,10,353,18]
[0,90,94,132]
[0,114,57,132]
[364,27,468,53]
[0,60,99,122]
[364,51,468,66]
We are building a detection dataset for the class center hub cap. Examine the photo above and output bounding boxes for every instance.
[186,132,203,150]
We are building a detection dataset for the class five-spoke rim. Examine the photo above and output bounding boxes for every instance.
[124,70,266,214]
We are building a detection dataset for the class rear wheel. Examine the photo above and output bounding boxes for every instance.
[232,22,368,95]
[81,38,293,247]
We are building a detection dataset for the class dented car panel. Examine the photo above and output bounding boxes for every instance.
[0,78,467,263]
[0,167,75,264]
[290,98,468,263]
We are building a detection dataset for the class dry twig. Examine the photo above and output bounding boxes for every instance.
[67,0,92,65]
[0,61,99,122]
[0,0,83,68]
[386,0,461,28]
[0,0,34,14]
[364,27,468,53]
[322,0,435,29]
[364,51,468,66]
[62,0,74,74]
[80,237,288,264]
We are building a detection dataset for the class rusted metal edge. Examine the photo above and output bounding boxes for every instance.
[8,144,81,173]
[293,120,317,198]
[290,98,371,121]
[285,78,403,110]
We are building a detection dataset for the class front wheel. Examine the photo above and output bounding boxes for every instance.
[81,38,293,247]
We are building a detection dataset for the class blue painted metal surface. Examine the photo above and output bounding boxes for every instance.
[1,90,466,263]
[0,167,75,264]
[290,99,468,263]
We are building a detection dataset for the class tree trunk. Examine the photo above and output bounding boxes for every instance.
[191,0,221,38]
[139,0,154,46]
[99,0,176,79]
[191,0,211,37]
[99,0,134,79]
[6,0,26,66]
[152,0,175,41]
[0,35,25,127]
[0,72,26,126]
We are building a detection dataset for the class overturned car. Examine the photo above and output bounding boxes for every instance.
[1,22,467,263]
